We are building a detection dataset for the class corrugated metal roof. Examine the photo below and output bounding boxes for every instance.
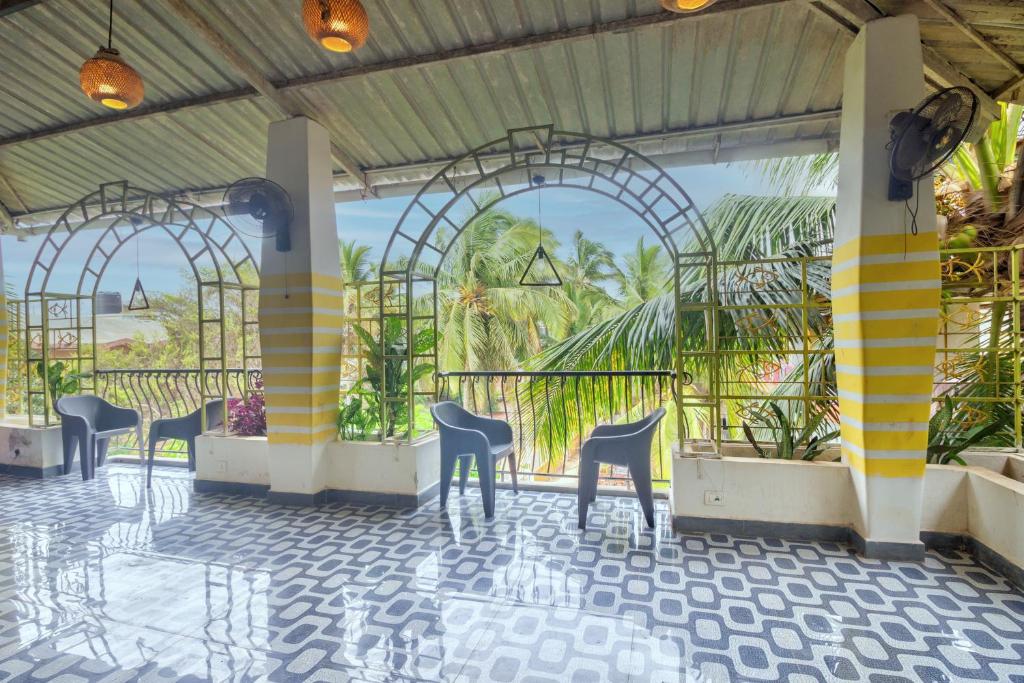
[0,0,1020,224]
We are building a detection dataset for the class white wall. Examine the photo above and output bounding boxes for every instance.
[0,419,63,472]
[194,434,440,499]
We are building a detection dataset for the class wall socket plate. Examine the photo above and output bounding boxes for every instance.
[704,490,725,506]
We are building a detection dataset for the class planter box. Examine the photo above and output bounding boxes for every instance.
[671,450,1024,588]
[194,432,270,496]
[958,449,1024,484]
[0,417,65,478]
[326,435,440,507]
[717,439,841,462]
[193,432,440,508]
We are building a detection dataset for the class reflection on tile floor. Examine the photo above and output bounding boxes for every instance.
[1,466,1023,682]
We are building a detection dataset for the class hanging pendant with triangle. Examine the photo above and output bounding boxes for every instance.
[127,277,150,311]
[519,245,562,286]
[518,174,562,287]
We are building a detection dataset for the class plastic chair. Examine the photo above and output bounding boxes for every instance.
[430,401,518,519]
[578,407,666,530]
[146,400,224,489]
[55,395,143,481]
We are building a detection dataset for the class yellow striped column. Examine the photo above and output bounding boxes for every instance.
[260,117,343,502]
[833,16,937,560]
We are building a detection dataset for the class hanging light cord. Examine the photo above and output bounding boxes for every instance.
[107,0,114,49]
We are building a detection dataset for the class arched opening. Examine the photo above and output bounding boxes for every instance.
[21,182,261,454]
[374,126,719,463]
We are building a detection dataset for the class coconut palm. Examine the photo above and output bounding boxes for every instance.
[564,230,617,334]
[435,205,573,373]
[340,239,374,285]
[521,193,838,461]
[614,236,673,308]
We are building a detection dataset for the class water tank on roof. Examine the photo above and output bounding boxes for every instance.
[95,291,122,315]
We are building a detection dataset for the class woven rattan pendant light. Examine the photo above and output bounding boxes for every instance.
[659,0,718,12]
[79,0,144,110]
[302,0,369,53]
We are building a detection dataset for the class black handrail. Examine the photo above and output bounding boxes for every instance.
[94,368,262,456]
[437,369,680,487]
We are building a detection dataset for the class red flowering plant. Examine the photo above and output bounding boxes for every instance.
[228,379,267,436]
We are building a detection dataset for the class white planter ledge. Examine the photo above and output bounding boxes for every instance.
[672,444,1024,588]
[192,432,440,508]
[0,417,65,478]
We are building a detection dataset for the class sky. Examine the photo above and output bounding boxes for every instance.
[1,160,818,300]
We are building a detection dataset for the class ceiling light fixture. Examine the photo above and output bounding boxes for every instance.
[79,0,144,110]
[659,0,718,13]
[302,0,369,53]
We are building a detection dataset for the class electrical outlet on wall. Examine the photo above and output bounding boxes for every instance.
[704,490,725,506]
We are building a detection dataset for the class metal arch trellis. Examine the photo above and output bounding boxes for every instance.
[378,125,720,445]
[23,181,261,427]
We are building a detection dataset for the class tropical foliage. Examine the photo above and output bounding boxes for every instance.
[742,401,839,461]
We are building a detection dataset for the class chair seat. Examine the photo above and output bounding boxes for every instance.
[490,442,513,458]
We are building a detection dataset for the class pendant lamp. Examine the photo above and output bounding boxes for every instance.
[519,176,562,287]
[79,0,144,110]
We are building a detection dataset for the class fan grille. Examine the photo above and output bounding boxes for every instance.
[890,86,979,181]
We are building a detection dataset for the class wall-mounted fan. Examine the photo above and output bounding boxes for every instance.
[222,177,293,252]
[888,86,979,202]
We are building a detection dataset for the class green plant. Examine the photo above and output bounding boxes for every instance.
[336,396,373,440]
[347,317,435,440]
[741,401,838,461]
[34,361,89,409]
[927,396,1008,465]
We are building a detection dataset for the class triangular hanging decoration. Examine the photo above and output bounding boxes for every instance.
[519,245,562,287]
[518,173,562,287]
[127,277,150,311]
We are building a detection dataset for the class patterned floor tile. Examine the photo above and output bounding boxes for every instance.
[1,465,1023,682]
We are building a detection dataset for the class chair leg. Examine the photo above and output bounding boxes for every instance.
[458,455,471,495]
[80,437,95,481]
[96,439,109,468]
[62,432,78,476]
[578,457,596,529]
[147,433,160,490]
[440,452,459,509]
[477,454,495,519]
[507,451,519,494]
[136,425,144,463]
[629,458,656,529]
[186,438,197,472]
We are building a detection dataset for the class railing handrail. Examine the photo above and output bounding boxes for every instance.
[438,370,676,378]
[94,368,259,375]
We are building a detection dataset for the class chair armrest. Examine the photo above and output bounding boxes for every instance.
[99,405,140,431]
[59,413,91,436]
[438,423,490,456]
[463,413,513,445]
[591,422,645,438]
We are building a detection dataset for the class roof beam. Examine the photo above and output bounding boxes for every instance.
[810,0,1000,121]
[7,108,841,230]
[921,0,1023,81]
[0,1,41,18]
[0,0,791,152]
[161,0,371,193]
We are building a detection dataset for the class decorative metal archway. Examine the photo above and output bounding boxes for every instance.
[379,125,720,443]
[24,181,260,426]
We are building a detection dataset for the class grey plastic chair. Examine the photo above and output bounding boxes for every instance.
[430,401,518,519]
[147,400,224,489]
[55,395,143,481]
[578,407,666,530]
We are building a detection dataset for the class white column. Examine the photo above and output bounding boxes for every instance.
[260,117,344,503]
[833,15,939,559]
[0,237,7,419]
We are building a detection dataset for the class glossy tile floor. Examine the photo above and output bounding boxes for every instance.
[1,466,1023,682]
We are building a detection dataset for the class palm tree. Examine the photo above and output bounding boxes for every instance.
[522,192,838,460]
[434,205,573,373]
[614,236,673,308]
[564,230,617,334]
[340,239,374,285]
